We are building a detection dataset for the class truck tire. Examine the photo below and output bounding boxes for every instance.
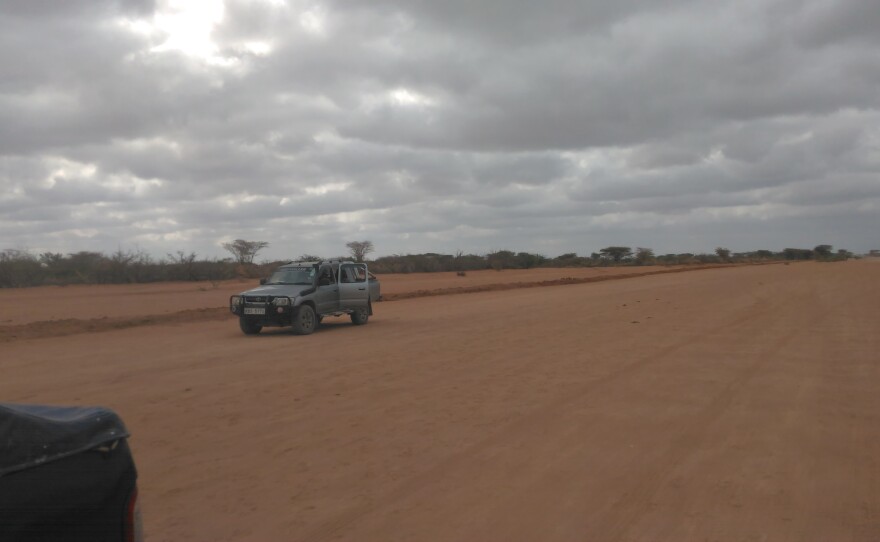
[291,305,317,335]
[239,318,262,335]
[350,306,369,326]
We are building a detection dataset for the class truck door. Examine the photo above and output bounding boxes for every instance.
[338,263,369,311]
[314,265,339,314]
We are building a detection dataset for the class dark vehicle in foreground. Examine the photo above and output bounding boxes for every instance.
[0,403,142,542]
[229,260,378,335]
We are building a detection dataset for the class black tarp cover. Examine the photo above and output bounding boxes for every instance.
[0,403,129,477]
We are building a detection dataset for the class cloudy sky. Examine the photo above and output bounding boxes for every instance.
[1,0,878,261]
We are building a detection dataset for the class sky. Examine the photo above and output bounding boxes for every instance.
[1,0,878,261]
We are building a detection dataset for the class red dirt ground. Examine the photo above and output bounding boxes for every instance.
[0,265,730,341]
[1,262,878,541]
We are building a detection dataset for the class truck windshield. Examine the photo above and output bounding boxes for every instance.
[266,267,314,285]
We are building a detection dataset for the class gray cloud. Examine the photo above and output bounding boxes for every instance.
[1,0,878,260]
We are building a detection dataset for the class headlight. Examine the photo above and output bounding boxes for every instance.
[230,295,242,305]
[273,297,290,306]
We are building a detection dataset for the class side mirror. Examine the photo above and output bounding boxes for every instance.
[259,278,267,285]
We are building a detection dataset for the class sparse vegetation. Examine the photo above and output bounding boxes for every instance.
[0,248,277,288]
[0,243,856,288]
[222,239,269,265]
[634,248,655,266]
[345,241,374,262]
[599,246,633,263]
[716,247,732,262]
[813,244,833,259]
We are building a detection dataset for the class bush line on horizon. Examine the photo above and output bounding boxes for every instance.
[0,244,858,288]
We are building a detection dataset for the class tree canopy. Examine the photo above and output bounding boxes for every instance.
[346,241,375,262]
[222,239,269,265]
[599,246,633,262]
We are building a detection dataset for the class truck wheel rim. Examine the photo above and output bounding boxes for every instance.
[301,312,313,327]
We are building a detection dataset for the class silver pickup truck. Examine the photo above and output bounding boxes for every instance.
[229,260,378,335]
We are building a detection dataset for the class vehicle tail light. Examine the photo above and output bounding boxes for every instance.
[124,486,144,542]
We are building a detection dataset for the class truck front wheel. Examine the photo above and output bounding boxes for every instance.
[239,318,262,335]
[291,305,317,335]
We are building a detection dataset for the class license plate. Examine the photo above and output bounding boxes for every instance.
[244,307,265,315]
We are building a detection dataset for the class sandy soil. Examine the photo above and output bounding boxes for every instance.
[2,261,878,541]
[0,265,726,341]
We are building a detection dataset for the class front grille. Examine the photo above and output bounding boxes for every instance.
[245,296,269,303]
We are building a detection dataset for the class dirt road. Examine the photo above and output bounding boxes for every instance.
[2,262,878,541]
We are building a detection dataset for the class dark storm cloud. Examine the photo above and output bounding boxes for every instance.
[1,0,877,259]
[334,1,880,152]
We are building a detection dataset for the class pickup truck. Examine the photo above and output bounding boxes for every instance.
[229,260,377,335]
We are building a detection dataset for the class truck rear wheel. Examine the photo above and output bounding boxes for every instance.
[350,306,369,325]
[239,318,262,335]
[291,305,317,335]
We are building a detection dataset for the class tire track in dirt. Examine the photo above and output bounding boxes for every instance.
[0,264,768,343]
[0,308,231,342]
[599,304,826,541]
[297,290,785,542]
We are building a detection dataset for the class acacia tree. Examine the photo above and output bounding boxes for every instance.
[346,241,374,262]
[222,239,269,265]
[599,246,633,263]
[634,247,655,266]
[716,247,731,262]
[814,244,833,259]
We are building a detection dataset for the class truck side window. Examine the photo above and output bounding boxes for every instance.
[319,268,335,285]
